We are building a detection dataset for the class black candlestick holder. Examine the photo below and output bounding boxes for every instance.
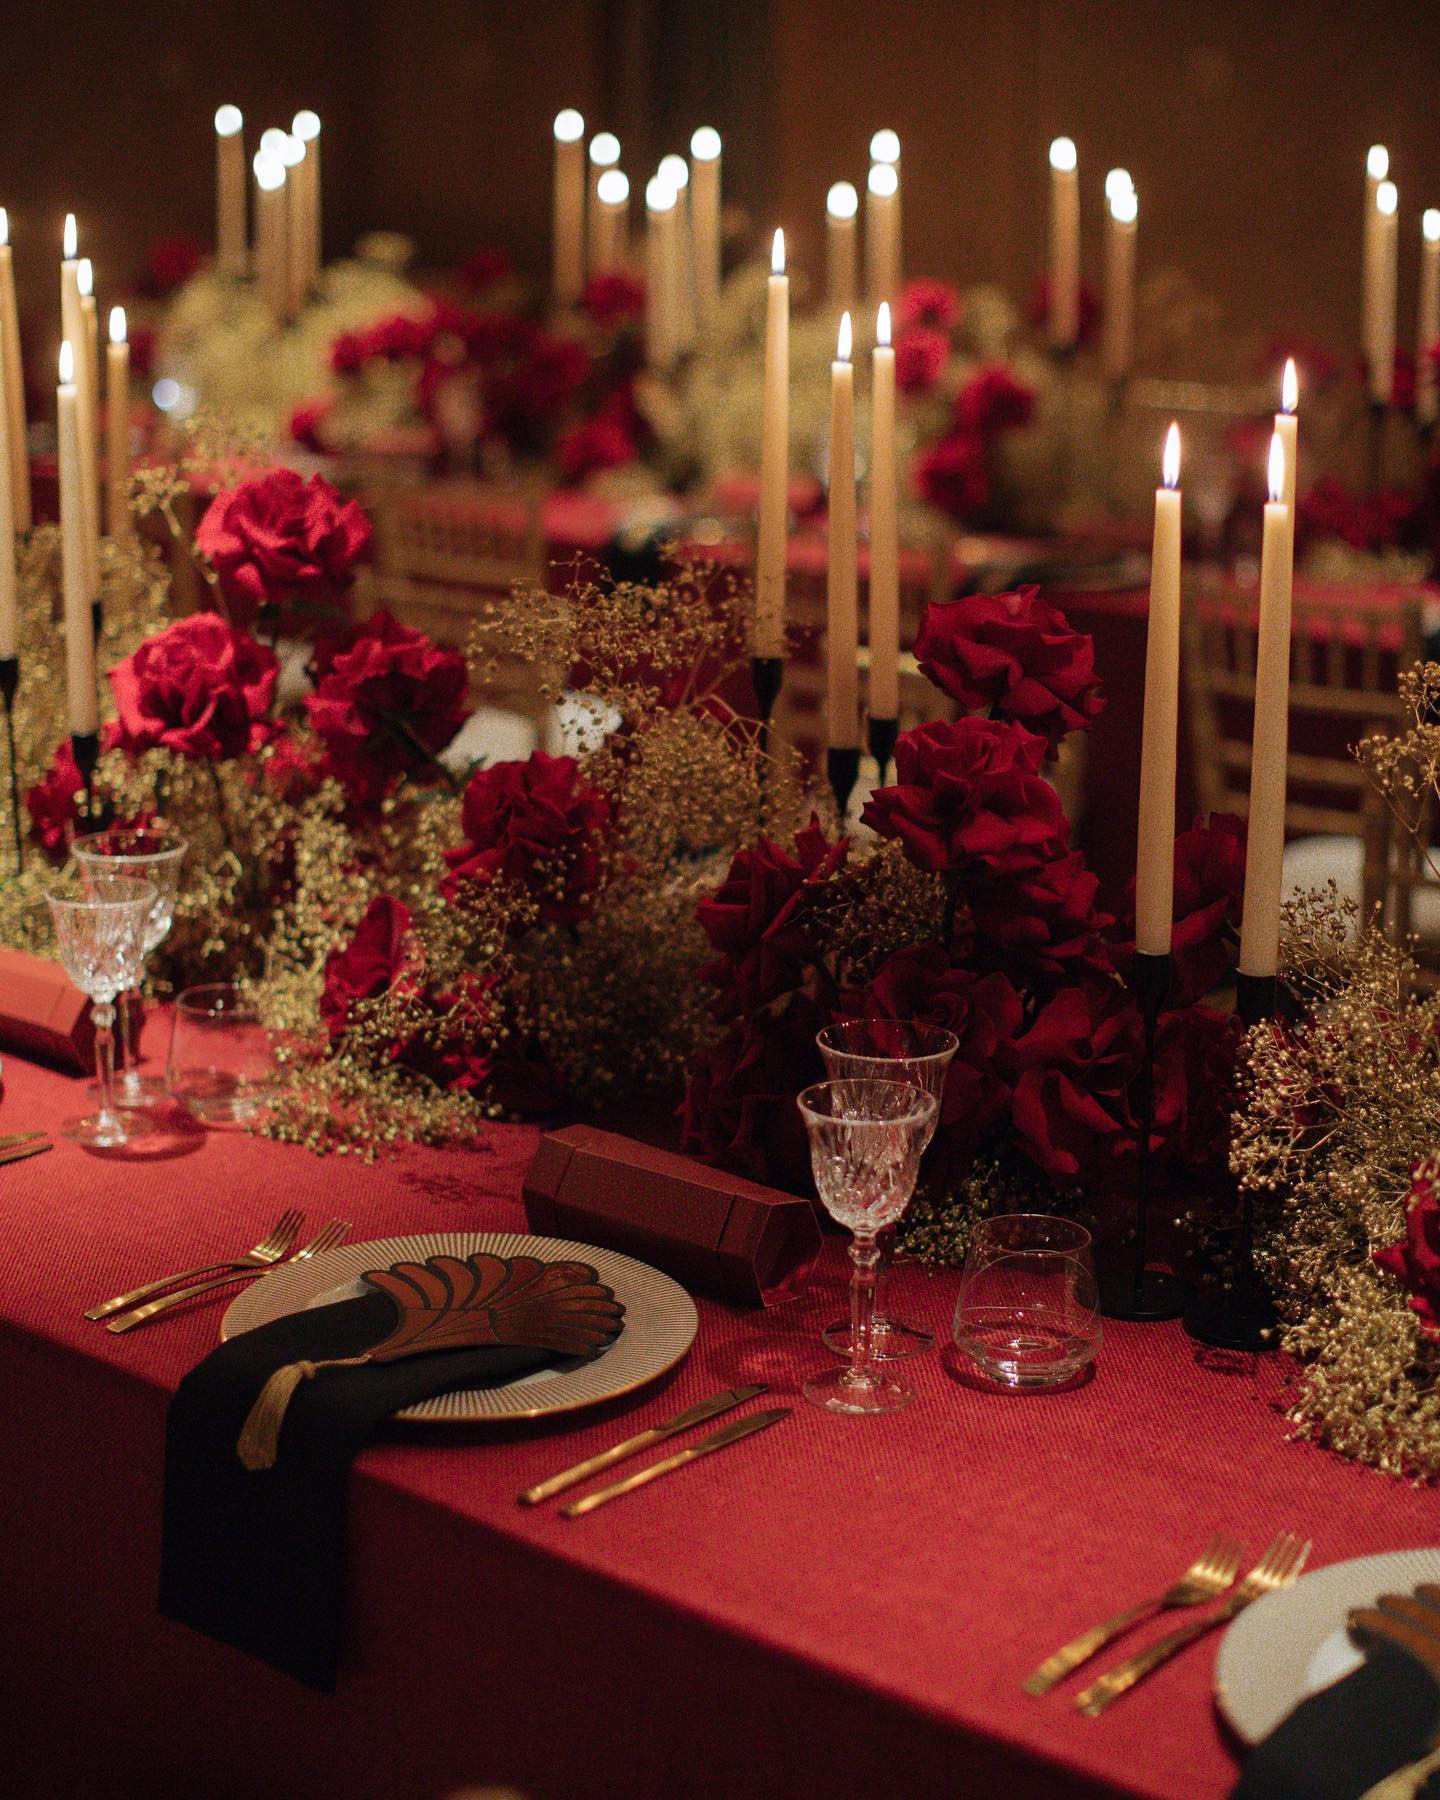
[70,729,101,827]
[1182,971,1279,1351]
[867,714,899,784]
[751,654,783,764]
[1098,949,1186,1321]
[826,745,861,824]
[0,654,20,871]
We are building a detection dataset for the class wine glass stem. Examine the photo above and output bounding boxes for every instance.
[873,1225,895,1324]
[93,1001,118,1132]
[848,1231,880,1386]
[116,989,133,1078]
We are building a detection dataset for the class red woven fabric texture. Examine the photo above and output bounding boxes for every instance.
[0,1024,1434,1800]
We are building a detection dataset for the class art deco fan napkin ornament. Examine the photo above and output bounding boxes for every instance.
[236,1252,625,1469]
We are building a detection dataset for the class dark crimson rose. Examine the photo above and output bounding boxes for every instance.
[557,411,636,483]
[897,278,961,333]
[862,716,1068,878]
[1297,475,1414,555]
[894,326,949,396]
[407,972,496,1095]
[953,364,1036,438]
[860,944,1022,1159]
[1116,813,1246,1006]
[1005,981,1140,1181]
[139,235,203,297]
[971,849,1112,981]
[1150,1005,1240,1174]
[1373,1159,1440,1337]
[26,739,86,860]
[320,895,411,1035]
[459,246,513,292]
[583,270,646,330]
[256,725,327,806]
[305,610,469,803]
[912,586,1104,749]
[127,324,156,378]
[196,469,372,627]
[487,330,593,455]
[110,614,277,762]
[697,817,847,1017]
[913,431,990,523]
[1027,276,1101,348]
[288,396,334,454]
[330,329,366,375]
[679,1001,826,1193]
[444,750,612,923]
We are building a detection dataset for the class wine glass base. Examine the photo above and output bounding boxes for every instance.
[88,1072,172,1109]
[803,1364,914,1415]
[821,1314,935,1359]
[59,1108,155,1149]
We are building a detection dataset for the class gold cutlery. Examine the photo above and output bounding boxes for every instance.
[1024,1533,1246,1695]
[0,1130,48,1149]
[561,1406,791,1518]
[105,1219,349,1333]
[85,1208,304,1320]
[1075,1533,1311,1715]
[519,1383,770,1506]
[0,1137,51,1167]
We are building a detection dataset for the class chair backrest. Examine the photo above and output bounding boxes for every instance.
[1183,584,1424,923]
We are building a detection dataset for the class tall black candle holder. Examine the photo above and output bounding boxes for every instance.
[1098,948,1186,1320]
[751,654,783,764]
[867,714,899,784]
[70,729,100,827]
[0,654,21,871]
[826,745,860,824]
[1182,971,1279,1351]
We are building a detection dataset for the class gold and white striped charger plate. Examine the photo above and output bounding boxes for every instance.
[220,1230,699,1423]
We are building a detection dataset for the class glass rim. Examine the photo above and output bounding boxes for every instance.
[972,1211,1093,1254]
[816,1019,960,1063]
[45,874,157,910]
[796,1076,938,1128]
[175,981,259,1020]
[72,827,188,865]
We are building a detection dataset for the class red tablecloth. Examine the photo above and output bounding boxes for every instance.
[2,1023,1435,1800]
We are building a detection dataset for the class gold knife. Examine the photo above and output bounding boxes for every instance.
[561,1406,791,1518]
[0,1138,51,1167]
[519,1382,770,1506]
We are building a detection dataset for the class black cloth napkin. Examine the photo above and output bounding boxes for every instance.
[1231,1643,1440,1799]
[160,1288,557,1691]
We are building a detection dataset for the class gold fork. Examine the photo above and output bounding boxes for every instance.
[105,1219,349,1333]
[1076,1533,1311,1715]
[85,1209,304,1320]
[1024,1534,1246,1695]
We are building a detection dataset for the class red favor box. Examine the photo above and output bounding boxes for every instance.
[522,1124,821,1307]
[0,946,139,1074]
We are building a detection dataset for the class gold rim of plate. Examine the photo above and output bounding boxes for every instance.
[220,1230,699,1423]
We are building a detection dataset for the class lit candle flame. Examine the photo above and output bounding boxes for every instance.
[1282,356,1298,414]
[1049,136,1077,174]
[1368,144,1390,181]
[1426,209,1440,244]
[644,175,675,213]
[837,311,852,362]
[690,126,721,162]
[596,169,629,207]
[1162,422,1180,490]
[259,127,288,160]
[292,110,320,142]
[280,133,305,168]
[553,108,584,144]
[253,153,285,192]
[877,300,891,347]
[867,162,898,198]
[62,213,76,260]
[826,180,858,221]
[589,132,620,169]
[1268,430,1285,505]
[58,340,73,385]
[1378,180,1398,218]
[657,153,689,191]
[771,228,785,276]
[870,128,900,165]
[1110,187,1138,224]
[77,257,92,297]
[109,305,126,346]
[1104,167,1133,203]
[215,104,243,137]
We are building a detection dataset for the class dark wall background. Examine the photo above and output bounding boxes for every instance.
[0,0,1436,367]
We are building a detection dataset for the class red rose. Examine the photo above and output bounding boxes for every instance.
[913,586,1104,750]
[196,469,372,630]
[140,235,204,297]
[953,364,1036,438]
[486,330,593,455]
[583,271,646,330]
[898,278,961,333]
[556,412,636,483]
[289,396,334,454]
[25,739,87,861]
[862,716,1069,878]
[459,246,513,292]
[680,1002,826,1193]
[971,849,1112,981]
[913,431,990,523]
[1373,1159,1440,1337]
[698,817,847,1017]
[330,330,366,375]
[305,610,469,804]
[320,895,412,1035]
[1005,982,1140,1181]
[894,326,949,395]
[1027,277,1101,348]
[256,726,327,806]
[109,614,277,762]
[1116,813,1246,1006]
[444,750,612,923]
[1150,1005,1240,1175]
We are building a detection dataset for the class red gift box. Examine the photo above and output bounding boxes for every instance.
[522,1125,821,1307]
[0,947,140,1074]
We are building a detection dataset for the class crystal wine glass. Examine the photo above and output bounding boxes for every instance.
[816,1019,957,1358]
[796,1077,938,1415]
[45,873,157,1148]
[72,825,188,1104]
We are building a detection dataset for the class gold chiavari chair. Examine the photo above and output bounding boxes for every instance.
[1183,585,1424,940]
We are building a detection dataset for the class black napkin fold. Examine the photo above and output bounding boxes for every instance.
[1231,1643,1440,1800]
[160,1288,557,1691]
